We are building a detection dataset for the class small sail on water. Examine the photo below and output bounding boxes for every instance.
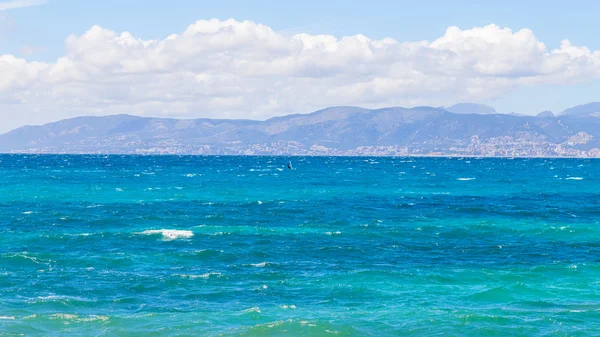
[287,161,293,170]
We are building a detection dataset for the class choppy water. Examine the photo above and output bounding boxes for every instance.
[1,155,600,336]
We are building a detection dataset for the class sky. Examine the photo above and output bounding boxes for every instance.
[1,0,600,132]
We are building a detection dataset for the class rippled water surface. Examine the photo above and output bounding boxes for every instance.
[1,155,600,336]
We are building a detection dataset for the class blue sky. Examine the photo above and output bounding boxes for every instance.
[5,0,600,56]
[1,0,599,130]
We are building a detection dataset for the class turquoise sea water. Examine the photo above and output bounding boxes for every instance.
[1,155,600,336]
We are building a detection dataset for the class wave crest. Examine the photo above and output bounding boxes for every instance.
[137,229,194,240]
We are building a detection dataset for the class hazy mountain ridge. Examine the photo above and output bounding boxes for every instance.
[445,103,497,115]
[560,102,600,117]
[2,103,600,156]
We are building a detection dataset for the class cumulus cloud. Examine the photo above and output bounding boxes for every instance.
[1,19,600,131]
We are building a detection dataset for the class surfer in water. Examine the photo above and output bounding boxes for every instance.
[287,161,293,170]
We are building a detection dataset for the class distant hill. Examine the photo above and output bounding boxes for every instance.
[445,103,497,115]
[560,102,600,117]
[537,111,555,118]
[2,103,600,157]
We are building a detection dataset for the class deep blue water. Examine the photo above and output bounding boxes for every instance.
[1,155,600,336]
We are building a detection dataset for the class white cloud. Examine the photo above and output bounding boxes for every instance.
[0,0,47,11]
[1,19,600,132]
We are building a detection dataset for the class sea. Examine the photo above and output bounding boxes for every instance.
[1,155,599,336]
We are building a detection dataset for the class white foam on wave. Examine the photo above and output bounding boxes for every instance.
[250,262,268,267]
[34,295,90,303]
[137,229,194,240]
[325,231,342,235]
[50,313,109,322]
[0,316,15,320]
[5,252,40,264]
[194,248,224,254]
[566,177,583,180]
[50,313,80,320]
[457,177,476,181]
[173,272,222,279]
[68,233,92,237]
[23,211,33,215]
[243,307,261,313]
[300,320,317,327]
[209,231,231,236]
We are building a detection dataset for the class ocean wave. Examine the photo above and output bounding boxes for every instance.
[243,306,261,313]
[193,248,224,255]
[248,262,276,268]
[457,177,476,181]
[191,224,328,236]
[136,229,194,240]
[566,177,584,180]
[173,272,222,279]
[0,316,15,320]
[86,204,104,208]
[208,231,231,236]
[66,233,93,237]
[2,252,42,264]
[238,319,351,336]
[32,295,92,303]
[300,320,317,327]
[49,313,109,322]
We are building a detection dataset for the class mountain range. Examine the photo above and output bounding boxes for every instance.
[3,102,600,157]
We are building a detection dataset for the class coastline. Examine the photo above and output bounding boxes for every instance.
[1,152,599,159]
